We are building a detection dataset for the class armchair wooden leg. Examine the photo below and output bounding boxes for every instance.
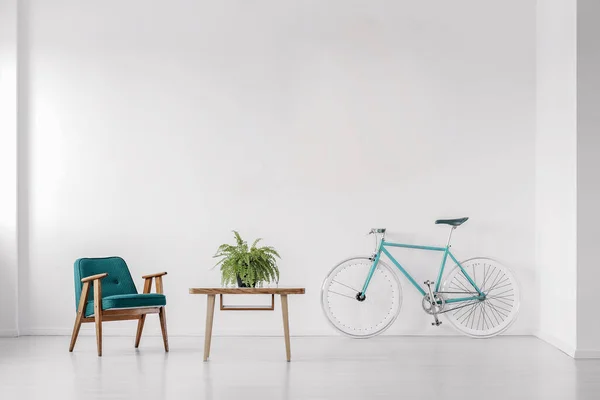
[69,311,84,352]
[159,307,169,352]
[93,280,103,357]
[135,315,146,348]
[70,281,90,352]
[94,312,103,357]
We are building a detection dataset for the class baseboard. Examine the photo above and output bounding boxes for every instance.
[11,330,594,358]
[0,329,19,337]
[20,328,164,337]
[19,327,534,338]
[573,349,600,359]
[534,331,576,358]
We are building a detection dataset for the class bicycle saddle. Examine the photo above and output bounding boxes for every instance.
[435,217,469,227]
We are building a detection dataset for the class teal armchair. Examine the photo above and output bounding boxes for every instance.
[69,257,169,356]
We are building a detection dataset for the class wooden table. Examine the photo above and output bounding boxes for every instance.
[189,287,305,362]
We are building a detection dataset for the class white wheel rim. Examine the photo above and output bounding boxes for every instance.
[442,257,520,338]
[321,257,402,338]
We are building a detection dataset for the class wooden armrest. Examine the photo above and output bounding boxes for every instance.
[142,272,167,279]
[81,273,108,283]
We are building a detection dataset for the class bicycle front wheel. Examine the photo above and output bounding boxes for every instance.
[321,257,402,338]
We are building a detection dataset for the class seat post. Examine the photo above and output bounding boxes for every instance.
[446,227,456,248]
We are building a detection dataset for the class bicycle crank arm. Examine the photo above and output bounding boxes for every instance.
[424,280,442,326]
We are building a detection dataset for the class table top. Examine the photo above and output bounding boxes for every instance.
[189,287,305,295]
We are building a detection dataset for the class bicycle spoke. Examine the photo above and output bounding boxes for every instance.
[481,305,488,330]
[487,299,510,316]
[438,291,478,295]
[486,302,505,323]
[328,290,356,300]
[481,304,490,330]
[489,297,514,307]
[457,270,482,293]
[456,301,479,321]
[449,300,479,315]
[332,279,360,294]
[485,294,514,301]
[487,301,500,325]
[457,271,474,287]
[449,284,469,292]
[486,301,512,315]
[454,303,470,318]
[482,264,487,291]
[458,302,480,326]
[485,274,508,294]
[486,281,511,293]
[469,304,480,329]
[480,266,496,292]
[476,304,483,330]
[459,305,474,325]
[481,303,495,329]
[453,276,474,293]
[486,300,509,319]
[483,268,503,294]
[491,288,514,298]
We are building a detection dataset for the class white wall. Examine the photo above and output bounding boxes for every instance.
[576,0,600,357]
[535,0,578,354]
[536,0,600,359]
[18,0,536,336]
[0,0,19,337]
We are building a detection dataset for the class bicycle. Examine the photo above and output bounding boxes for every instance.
[321,218,520,338]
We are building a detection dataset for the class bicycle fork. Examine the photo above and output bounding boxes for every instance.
[424,280,442,326]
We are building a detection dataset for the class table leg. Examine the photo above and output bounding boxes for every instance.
[280,294,291,362]
[204,294,216,361]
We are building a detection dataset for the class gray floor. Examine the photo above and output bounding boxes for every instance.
[0,336,599,400]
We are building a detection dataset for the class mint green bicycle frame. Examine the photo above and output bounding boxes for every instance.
[361,240,485,303]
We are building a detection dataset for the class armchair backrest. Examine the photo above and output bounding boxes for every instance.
[74,257,138,309]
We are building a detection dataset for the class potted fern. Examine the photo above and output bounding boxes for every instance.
[214,231,281,287]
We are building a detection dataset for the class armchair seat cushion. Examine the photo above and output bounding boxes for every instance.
[85,293,166,317]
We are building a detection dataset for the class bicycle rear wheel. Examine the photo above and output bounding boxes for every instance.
[441,257,520,338]
[321,257,402,338]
